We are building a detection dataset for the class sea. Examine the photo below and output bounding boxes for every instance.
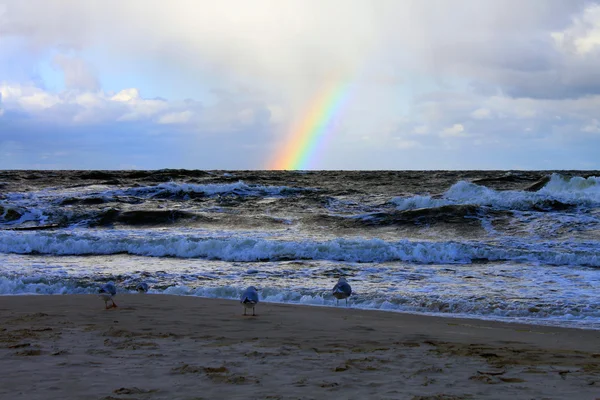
[1,170,599,329]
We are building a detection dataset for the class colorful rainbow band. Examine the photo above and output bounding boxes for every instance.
[269,80,351,170]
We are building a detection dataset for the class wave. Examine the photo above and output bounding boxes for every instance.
[2,181,311,208]
[311,204,501,229]
[392,173,600,212]
[0,276,97,295]
[350,205,493,226]
[106,181,312,199]
[0,230,598,266]
[0,180,315,228]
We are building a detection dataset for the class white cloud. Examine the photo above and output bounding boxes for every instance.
[396,139,421,149]
[73,92,104,108]
[0,83,61,111]
[471,108,491,119]
[237,108,256,125]
[266,105,285,124]
[53,54,99,91]
[111,89,140,103]
[117,98,168,121]
[0,83,169,123]
[1,1,590,97]
[582,119,600,133]
[552,5,600,55]
[0,81,275,136]
[440,123,467,138]
[158,111,193,124]
[413,125,429,135]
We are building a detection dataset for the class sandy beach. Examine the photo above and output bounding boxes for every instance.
[1,295,599,400]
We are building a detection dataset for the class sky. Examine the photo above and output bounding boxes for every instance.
[1,0,600,170]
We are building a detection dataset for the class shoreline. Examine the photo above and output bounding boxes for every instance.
[3,292,599,332]
[2,294,600,399]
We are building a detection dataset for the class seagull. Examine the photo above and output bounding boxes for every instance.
[99,282,118,309]
[240,286,259,316]
[332,277,352,306]
[136,282,149,293]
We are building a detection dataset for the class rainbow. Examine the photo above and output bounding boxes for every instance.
[268,80,352,170]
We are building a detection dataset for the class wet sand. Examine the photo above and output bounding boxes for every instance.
[1,294,599,400]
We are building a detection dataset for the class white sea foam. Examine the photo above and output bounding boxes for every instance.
[541,174,600,194]
[0,276,96,295]
[392,173,600,211]
[0,229,599,266]
[391,195,450,210]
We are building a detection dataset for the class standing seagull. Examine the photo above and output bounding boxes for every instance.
[240,286,259,316]
[136,282,149,293]
[99,282,118,309]
[332,277,352,306]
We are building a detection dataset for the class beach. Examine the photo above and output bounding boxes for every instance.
[1,295,599,400]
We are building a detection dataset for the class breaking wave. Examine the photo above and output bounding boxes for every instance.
[392,173,600,211]
[0,230,598,266]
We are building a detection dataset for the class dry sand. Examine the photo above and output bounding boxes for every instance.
[1,294,599,400]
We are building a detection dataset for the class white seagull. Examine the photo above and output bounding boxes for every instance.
[99,282,118,309]
[240,286,259,316]
[332,277,352,306]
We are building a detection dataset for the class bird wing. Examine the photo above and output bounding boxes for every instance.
[335,282,352,295]
[241,289,259,303]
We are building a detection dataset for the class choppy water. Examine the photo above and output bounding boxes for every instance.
[1,170,599,329]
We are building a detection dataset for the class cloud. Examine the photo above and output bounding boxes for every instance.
[387,87,600,168]
[1,1,590,96]
[412,125,429,135]
[0,79,280,168]
[158,111,193,124]
[112,90,169,122]
[0,83,159,123]
[440,124,467,138]
[2,0,600,169]
[396,139,421,149]
[53,54,99,91]
[582,119,600,133]
[0,84,60,112]
[110,89,141,103]
[0,75,279,169]
[471,108,492,120]
[0,82,278,132]
[552,5,600,55]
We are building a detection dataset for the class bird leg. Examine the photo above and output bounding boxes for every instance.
[104,301,109,309]
[252,306,256,316]
[111,300,118,308]
[243,308,247,316]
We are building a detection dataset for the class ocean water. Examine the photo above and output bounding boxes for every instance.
[1,170,599,329]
